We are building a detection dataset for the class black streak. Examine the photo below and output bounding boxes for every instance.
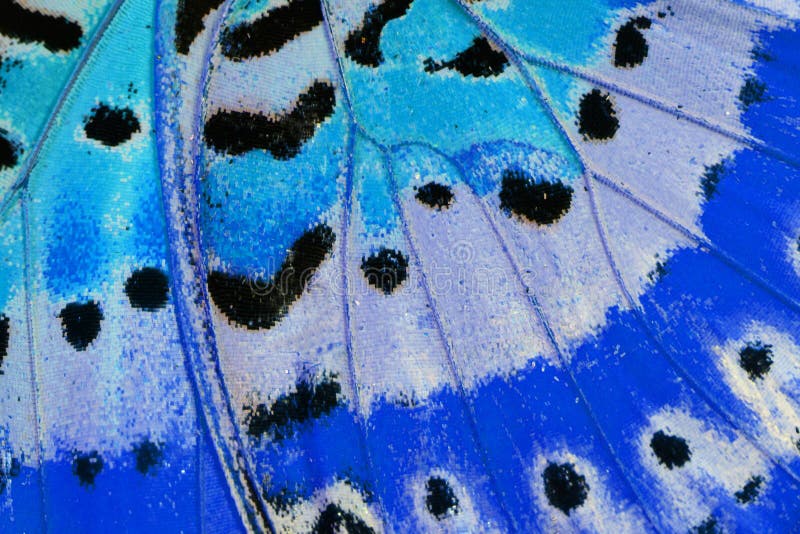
[175,0,225,54]
[499,169,573,225]
[345,0,413,67]
[735,475,763,504]
[208,224,335,330]
[0,0,83,52]
[220,0,322,61]
[424,37,508,78]
[204,81,336,159]
[0,313,8,373]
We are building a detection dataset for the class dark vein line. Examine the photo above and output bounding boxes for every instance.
[0,0,126,223]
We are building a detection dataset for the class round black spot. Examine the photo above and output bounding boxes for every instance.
[133,438,163,475]
[0,313,9,372]
[83,104,141,146]
[124,267,169,311]
[650,430,691,469]
[58,301,103,351]
[415,182,453,210]
[614,17,651,68]
[361,247,409,294]
[542,462,589,515]
[739,341,773,380]
[73,450,103,487]
[577,89,619,141]
[0,128,21,170]
[425,476,459,519]
[499,169,573,225]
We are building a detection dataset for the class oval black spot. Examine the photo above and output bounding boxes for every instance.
[345,0,413,67]
[613,17,651,68]
[424,37,508,78]
[650,430,691,469]
[124,267,169,311]
[312,503,375,534]
[175,0,225,54]
[133,438,163,475]
[58,301,103,351]
[361,247,409,294]
[498,169,573,225]
[425,476,459,519]
[542,462,589,516]
[204,81,335,159]
[73,450,103,487]
[415,182,453,210]
[0,128,21,170]
[83,104,141,147]
[735,475,763,504]
[739,341,773,380]
[0,313,8,373]
[208,224,335,330]
[0,2,83,52]
[577,89,619,141]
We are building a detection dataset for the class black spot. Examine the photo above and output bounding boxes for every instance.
[344,0,413,67]
[58,301,103,351]
[646,255,668,282]
[692,516,723,534]
[739,76,767,108]
[220,0,322,61]
[0,313,8,373]
[735,475,763,504]
[0,455,20,494]
[415,182,453,210]
[613,16,651,68]
[425,476,459,519]
[204,81,335,159]
[83,104,141,147]
[577,89,619,141]
[361,247,409,295]
[244,374,341,441]
[208,224,335,330]
[133,439,163,475]
[700,161,726,201]
[0,128,21,170]
[650,430,691,469]
[265,486,302,513]
[542,462,589,515]
[73,450,103,487]
[124,267,169,311]
[312,503,375,534]
[424,37,508,78]
[498,169,573,225]
[0,0,83,52]
[739,341,773,380]
[175,0,224,54]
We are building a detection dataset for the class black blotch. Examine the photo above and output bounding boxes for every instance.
[208,224,335,330]
[0,455,20,494]
[312,503,375,534]
[83,104,141,147]
[425,476,459,519]
[650,430,691,469]
[498,169,573,225]
[646,255,669,282]
[133,439,163,475]
[739,75,767,108]
[124,267,169,311]
[265,486,302,513]
[542,462,589,515]
[739,341,773,380]
[175,0,224,54]
[204,81,335,159]
[73,450,103,487]
[415,182,453,209]
[735,475,764,504]
[424,37,508,78]
[361,247,409,295]
[0,128,21,169]
[0,313,8,374]
[577,89,619,141]
[613,16,651,68]
[0,0,82,52]
[58,301,103,351]
[700,161,726,201]
[344,0,413,67]
[220,0,322,61]
[244,373,341,441]
[692,516,723,534]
